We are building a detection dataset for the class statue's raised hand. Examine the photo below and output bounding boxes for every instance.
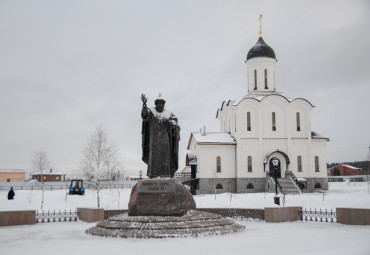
[141,94,147,106]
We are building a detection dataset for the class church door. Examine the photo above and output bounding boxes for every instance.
[269,158,281,178]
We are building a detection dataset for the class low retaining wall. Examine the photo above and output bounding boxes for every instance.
[77,208,104,222]
[0,211,36,226]
[336,208,370,226]
[265,207,302,223]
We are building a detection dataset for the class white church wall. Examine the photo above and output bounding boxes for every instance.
[290,139,311,177]
[218,104,235,134]
[289,100,313,139]
[237,139,262,178]
[261,99,287,138]
[234,100,259,138]
[196,144,236,179]
[246,57,277,92]
[311,139,328,178]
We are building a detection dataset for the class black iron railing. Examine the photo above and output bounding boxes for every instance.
[266,171,283,194]
[298,208,337,223]
[285,171,304,194]
[36,209,78,223]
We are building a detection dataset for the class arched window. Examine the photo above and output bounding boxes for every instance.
[247,112,251,131]
[216,156,221,173]
[247,183,254,189]
[235,115,237,133]
[315,156,319,172]
[296,112,301,131]
[297,156,302,172]
[314,183,322,189]
[216,183,223,189]
[264,69,268,89]
[272,112,276,131]
[254,70,257,90]
[248,156,252,172]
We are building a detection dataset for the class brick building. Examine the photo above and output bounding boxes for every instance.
[0,169,26,182]
[32,169,66,182]
[328,164,363,176]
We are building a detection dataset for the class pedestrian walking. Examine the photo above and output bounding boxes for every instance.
[8,187,15,200]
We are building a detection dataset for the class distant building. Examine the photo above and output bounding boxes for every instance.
[174,167,191,180]
[112,172,125,181]
[125,176,149,181]
[0,169,25,182]
[328,164,363,176]
[31,169,66,182]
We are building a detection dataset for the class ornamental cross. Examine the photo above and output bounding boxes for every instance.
[258,14,263,37]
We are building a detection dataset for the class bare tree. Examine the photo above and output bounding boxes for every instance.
[81,126,119,208]
[32,151,49,210]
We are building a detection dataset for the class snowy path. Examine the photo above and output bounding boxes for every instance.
[0,220,369,255]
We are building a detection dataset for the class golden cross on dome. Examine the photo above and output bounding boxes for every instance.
[258,14,263,37]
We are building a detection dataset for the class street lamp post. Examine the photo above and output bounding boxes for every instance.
[272,158,280,205]
[139,170,143,180]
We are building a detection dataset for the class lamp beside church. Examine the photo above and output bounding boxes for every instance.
[272,157,280,205]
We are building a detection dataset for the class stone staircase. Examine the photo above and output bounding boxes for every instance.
[277,178,302,195]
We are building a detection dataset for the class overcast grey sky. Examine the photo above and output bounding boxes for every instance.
[1,0,369,176]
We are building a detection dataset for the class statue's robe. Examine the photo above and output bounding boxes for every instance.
[141,107,180,178]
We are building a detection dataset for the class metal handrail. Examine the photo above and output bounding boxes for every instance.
[285,171,304,194]
[266,171,283,194]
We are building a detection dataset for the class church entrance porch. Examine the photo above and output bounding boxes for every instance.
[269,158,281,178]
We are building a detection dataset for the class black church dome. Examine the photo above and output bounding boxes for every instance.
[246,37,276,61]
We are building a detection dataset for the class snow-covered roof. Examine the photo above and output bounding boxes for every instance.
[191,132,236,145]
[297,178,308,182]
[0,169,25,173]
[32,171,66,176]
[189,159,197,165]
[328,164,362,170]
[232,93,315,107]
[311,131,329,140]
[126,176,149,179]
[216,93,315,118]
[342,164,362,170]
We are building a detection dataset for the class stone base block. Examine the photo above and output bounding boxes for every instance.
[337,208,370,225]
[264,207,302,223]
[77,208,104,222]
[0,211,36,226]
[128,179,196,216]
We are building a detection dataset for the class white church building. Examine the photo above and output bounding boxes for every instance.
[186,28,329,194]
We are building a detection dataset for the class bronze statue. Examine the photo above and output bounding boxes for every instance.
[141,93,180,178]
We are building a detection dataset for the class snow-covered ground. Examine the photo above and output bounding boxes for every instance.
[1,181,369,211]
[1,181,370,255]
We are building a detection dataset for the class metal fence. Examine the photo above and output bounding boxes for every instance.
[36,209,78,223]
[0,181,137,191]
[298,208,337,223]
